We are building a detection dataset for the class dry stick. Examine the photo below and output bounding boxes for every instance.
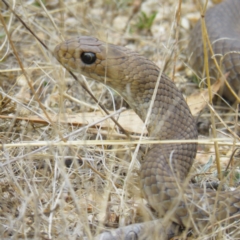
[0,6,64,140]
[198,2,238,232]
[1,3,133,226]
[206,101,240,140]
[207,212,240,230]
[199,0,221,180]
[1,0,132,197]
[0,138,237,149]
[171,0,182,82]
[0,12,50,124]
[225,104,239,185]
[38,0,65,42]
[225,147,240,172]
[198,0,240,182]
[1,0,131,140]
[231,103,239,182]
[1,107,126,239]
[0,114,145,139]
[200,3,240,178]
[0,108,126,167]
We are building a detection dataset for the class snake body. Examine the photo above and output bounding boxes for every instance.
[54,0,240,235]
[189,0,240,102]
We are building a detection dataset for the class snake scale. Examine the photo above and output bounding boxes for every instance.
[54,0,240,237]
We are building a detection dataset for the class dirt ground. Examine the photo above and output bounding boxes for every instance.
[0,0,239,239]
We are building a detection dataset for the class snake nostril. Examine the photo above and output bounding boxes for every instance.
[80,52,96,64]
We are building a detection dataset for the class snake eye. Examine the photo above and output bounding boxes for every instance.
[80,52,96,64]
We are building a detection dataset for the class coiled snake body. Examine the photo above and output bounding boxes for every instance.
[54,0,240,236]
[189,0,240,102]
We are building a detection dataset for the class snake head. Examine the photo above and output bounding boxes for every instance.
[54,36,130,88]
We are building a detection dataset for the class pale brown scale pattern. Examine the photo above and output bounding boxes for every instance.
[189,0,240,102]
[54,2,240,232]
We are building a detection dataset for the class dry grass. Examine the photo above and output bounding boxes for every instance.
[0,0,239,239]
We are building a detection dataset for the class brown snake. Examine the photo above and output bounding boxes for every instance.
[54,0,240,237]
[189,0,240,102]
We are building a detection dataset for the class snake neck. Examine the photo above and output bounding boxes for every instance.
[100,58,198,142]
